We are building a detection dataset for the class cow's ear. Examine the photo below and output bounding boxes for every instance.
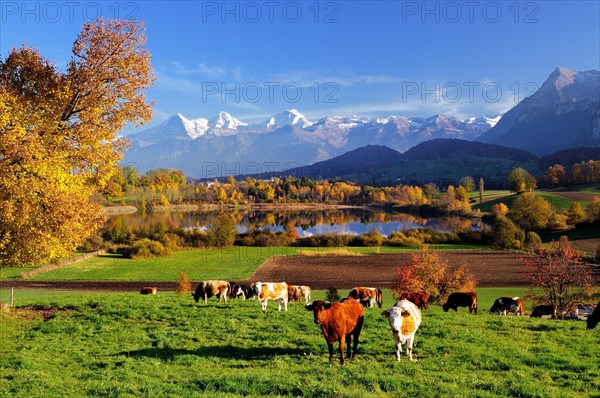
[305,302,314,311]
[381,310,390,318]
[323,301,332,309]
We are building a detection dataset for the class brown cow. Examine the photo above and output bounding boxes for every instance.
[587,301,600,330]
[192,280,229,304]
[349,287,383,308]
[443,292,478,314]
[490,297,526,316]
[530,304,557,319]
[399,291,429,310]
[140,287,157,295]
[305,298,364,365]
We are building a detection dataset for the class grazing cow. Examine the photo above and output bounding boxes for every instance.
[192,280,229,304]
[226,282,244,299]
[348,287,383,308]
[490,297,526,316]
[530,304,557,319]
[288,285,312,303]
[254,282,289,311]
[381,300,422,361]
[305,298,364,365]
[586,302,600,330]
[140,287,157,295]
[443,292,478,314]
[399,291,429,310]
[238,284,256,300]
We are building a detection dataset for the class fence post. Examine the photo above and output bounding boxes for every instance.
[10,287,13,307]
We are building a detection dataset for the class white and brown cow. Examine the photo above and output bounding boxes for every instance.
[348,287,383,308]
[288,285,312,303]
[381,300,422,361]
[254,282,289,311]
[489,297,525,316]
[192,280,229,304]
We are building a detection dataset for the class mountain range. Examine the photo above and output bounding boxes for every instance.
[124,109,501,177]
[124,66,599,177]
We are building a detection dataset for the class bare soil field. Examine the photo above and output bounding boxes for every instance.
[249,250,600,289]
[544,191,599,201]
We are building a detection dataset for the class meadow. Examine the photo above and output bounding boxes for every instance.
[1,288,598,398]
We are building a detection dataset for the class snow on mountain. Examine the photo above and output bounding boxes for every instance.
[124,109,502,176]
[208,111,247,130]
[260,109,313,130]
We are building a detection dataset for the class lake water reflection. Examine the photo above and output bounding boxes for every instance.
[106,208,487,237]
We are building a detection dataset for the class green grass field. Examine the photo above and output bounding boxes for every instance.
[0,244,488,282]
[473,191,591,213]
[1,288,597,397]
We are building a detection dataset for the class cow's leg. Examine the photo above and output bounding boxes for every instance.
[204,294,208,305]
[284,298,288,311]
[351,318,363,360]
[339,338,346,365]
[345,335,352,359]
[407,335,414,361]
[261,300,267,311]
[327,342,334,362]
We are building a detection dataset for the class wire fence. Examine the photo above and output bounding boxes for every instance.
[0,287,14,307]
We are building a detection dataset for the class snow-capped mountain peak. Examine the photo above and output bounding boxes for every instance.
[208,111,248,130]
[262,109,313,130]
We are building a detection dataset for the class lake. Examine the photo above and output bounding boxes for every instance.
[105,207,487,237]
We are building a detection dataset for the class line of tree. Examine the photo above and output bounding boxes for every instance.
[543,160,600,187]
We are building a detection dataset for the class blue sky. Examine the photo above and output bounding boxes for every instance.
[2,1,599,132]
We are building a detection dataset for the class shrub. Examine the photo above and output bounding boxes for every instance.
[386,231,422,247]
[325,287,341,302]
[176,272,192,296]
[524,231,542,250]
[523,239,593,313]
[393,245,477,304]
[207,215,237,248]
[353,229,384,247]
[78,233,106,252]
[124,239,172,259]
[157,232,184,251]
[491,215,523,250]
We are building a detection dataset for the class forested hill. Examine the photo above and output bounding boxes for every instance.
[402,139,538,162]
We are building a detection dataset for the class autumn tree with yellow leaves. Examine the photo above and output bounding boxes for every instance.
[0,19,154,265]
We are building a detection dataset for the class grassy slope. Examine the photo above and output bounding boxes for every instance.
[0,245,487,282]
[1,290,597,398]
[473,191,591,213]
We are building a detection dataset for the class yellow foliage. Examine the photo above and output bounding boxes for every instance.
[0,19,154,265]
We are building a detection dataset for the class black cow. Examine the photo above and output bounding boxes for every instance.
[530,304,557,319]
[238,284,256,300]
[587,301,600,330]
[226,282,244,299]
[443,292,478,314]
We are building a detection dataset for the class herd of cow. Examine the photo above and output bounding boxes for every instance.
[142,281,600,364]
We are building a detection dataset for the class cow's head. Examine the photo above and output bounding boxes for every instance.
[305,300,332,325]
